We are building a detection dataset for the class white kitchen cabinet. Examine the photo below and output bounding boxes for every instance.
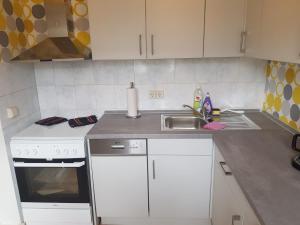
[148,139,212,221]
[212,146,261,225]
[91,156,148,218]
[88,0,146,60]
[246,0,300,63]
[146,0,205,59]
[245,0,263,58]
[204,0,246,57]
[212,155,236,225]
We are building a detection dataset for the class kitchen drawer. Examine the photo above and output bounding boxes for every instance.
[148,139,212,155]
[22,208,92,223]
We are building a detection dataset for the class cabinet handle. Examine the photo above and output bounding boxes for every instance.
[232,215,241,225]
[139,34,142,56]
[240,31,247,53]
[219,161,232,176]
[152,160,156,179]
[151,34,154,55]
[111,145,125,149]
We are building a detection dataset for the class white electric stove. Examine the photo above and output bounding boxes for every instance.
[10,123,94,225]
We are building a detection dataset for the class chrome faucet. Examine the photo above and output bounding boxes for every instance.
[182,104,208,123]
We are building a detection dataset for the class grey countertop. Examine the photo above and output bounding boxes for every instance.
[87,110,300,225]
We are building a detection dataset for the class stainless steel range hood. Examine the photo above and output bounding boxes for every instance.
[12,0,91,61]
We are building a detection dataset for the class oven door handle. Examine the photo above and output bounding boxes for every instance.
[13,161,85,168]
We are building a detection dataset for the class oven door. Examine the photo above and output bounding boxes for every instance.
[14,159,90,204]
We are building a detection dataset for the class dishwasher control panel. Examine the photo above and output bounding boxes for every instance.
[89,139,147,155]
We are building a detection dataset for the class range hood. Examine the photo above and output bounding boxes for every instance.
[12,0,91,61]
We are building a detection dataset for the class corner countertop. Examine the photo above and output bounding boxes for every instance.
[87,110,300,225]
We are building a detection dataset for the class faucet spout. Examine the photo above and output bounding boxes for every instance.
[182,104,208,124]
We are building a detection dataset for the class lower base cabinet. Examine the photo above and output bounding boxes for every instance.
[148,155,212,219]
[148,139,213,222]
[212,147,261,225]
[92,156,149,218]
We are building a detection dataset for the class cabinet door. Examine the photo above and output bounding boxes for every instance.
[148,155,212,219]
[146,0,205,59]
[92,156,148,218]
[259,0,300,63]
[213,147,261,225]
[245,0,263,57]
[204,0,246,57]
[88,0,146,60]
[212,156,236,225]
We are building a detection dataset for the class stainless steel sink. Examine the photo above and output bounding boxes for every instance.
[161,114,261,131]
[162,115,208,130]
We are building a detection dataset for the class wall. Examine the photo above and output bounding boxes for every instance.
[0,62,40,225]
[263,61,300,131]
[0,0,47,62]
[35,58,266,118]
[0,0,91,62]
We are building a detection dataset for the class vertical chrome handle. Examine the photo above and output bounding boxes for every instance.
[232,215,241,225]
[139,34,142,56]
[152,160,156,179]
[219,162,232,176]
[240,31,247,53]
[151,34,154,55]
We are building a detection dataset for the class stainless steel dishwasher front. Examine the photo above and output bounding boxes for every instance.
[90,139,147,156]
[89,139,149,222]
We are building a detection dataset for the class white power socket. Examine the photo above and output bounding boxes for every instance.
[149,90,164,99]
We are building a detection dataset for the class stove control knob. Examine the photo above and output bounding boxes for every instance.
[25,149,30,156]
[56,149,61,155]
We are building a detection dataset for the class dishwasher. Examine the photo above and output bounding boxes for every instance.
[89,139,148,223]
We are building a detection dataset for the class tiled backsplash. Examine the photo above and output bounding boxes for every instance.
[0,62,40,141]
[35,58,266,119]
[263,61,300,131]
[0,62,39,225]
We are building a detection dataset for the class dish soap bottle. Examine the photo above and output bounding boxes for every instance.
[203,92,213,115]
[193,85,204,113]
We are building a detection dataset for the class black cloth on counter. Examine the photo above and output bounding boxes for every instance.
[35,117,68,126]
[68,115,98,128]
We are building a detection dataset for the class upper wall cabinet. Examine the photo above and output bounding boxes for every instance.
[204,0,246,57]
[245,0,263,58]
[146,0,205,59]
[246,0,300,63]
[260,0,300,63]
[88,0,147,60]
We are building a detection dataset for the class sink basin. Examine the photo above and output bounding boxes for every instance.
[162,115,207,131]
[161,114,261,131]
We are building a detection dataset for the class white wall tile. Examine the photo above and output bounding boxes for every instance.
[75,85,97,110]
[56,86,76,112]
[35,58,267,118]
[134,59,175,85]
[37,86,58,111]
[35,62,54,86]
[93,60,134,85]
[174,59,198,83]
[53,62,75,86]
[94,85,116,112]
[114,85,128,110]
[238,58,267,82]
[73,61,95,85]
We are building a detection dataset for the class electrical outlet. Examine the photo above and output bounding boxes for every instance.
[149,90,164,99]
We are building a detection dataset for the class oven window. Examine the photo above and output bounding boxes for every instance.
[26,167,79,198]
[15,160,90,203]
